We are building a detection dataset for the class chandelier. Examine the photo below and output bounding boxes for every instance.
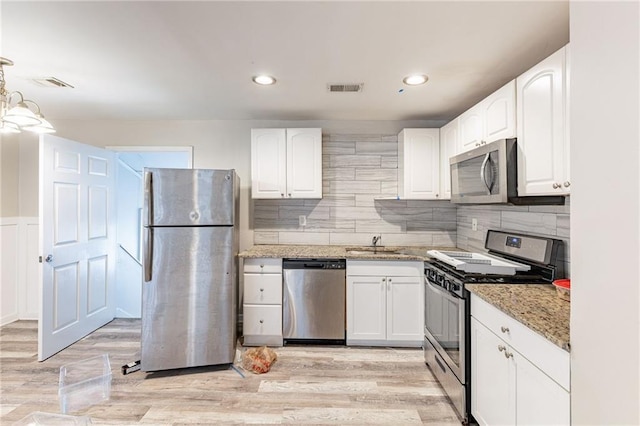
[0,57,55,134]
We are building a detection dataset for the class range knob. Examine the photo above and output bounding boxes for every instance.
[443,279,451,291]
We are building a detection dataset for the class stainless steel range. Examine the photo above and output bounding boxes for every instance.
[423,230,563,425]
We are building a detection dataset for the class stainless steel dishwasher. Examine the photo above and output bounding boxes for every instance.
[282,258,346,344]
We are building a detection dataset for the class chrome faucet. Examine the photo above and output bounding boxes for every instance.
[372,235,382,252]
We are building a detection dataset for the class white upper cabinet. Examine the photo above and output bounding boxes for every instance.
[251,129,287,198]
[458,105,484,153]
[251,128,322,199]
[398,129,440,199]
[457,80,516,154]
[516,46,569,196]
[439,118,458,200]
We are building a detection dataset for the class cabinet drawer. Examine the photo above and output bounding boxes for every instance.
[471,294,570,391]
[347,260,422,277]
[243,258,282,274]
[243,305,282,337]
[244,274,282,304]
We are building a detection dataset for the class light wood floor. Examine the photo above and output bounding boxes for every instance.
[0,320,461,425]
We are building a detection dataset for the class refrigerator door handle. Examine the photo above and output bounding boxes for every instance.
[144,170,153,227]
[144,227,153,282]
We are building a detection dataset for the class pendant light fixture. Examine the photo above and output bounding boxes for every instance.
[0,57,56,134]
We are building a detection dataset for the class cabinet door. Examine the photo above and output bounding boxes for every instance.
[286,128,322,198]
[398,129,441,199]
[471,317,516,426]
[483,80,516,142]
[251,129,287,198]
[386,276,423,342]
[516,46,568,196]
[439,120,458,200]
[516,353,571,425]
[346,276,386,342]
[458,105,484,153]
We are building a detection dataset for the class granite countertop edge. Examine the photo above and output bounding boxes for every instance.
[466,283,570,352]
[238,244,457,261]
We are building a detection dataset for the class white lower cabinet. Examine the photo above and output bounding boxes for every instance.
[346,261,423,347]
[471,294,570,425]
[242,258,283,346]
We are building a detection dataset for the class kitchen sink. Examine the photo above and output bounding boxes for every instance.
[345,247,430,256]
[345,247,402,255]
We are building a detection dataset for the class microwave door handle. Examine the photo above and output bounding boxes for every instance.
[486,155,496,192]
[480,153,492,194]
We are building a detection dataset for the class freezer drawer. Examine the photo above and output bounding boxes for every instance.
[141,226,236,371]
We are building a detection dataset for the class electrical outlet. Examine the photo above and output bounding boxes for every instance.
[472,218,478,231]
[299,215,307,226]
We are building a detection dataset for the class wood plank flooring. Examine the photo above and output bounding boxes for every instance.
[0,320,461,425]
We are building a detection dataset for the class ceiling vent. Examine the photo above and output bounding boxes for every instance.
[327,83,364,93]
[32,77,74,88]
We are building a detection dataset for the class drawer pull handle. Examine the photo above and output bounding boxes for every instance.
[498,345,506,352]
[501,326,510,333]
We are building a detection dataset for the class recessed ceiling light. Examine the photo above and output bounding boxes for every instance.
[252,75,276,85]
[402,74,429,86]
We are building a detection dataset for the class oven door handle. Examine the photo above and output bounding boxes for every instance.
[425,277,462,303]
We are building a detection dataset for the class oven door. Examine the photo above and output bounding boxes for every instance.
[424,276,465,382]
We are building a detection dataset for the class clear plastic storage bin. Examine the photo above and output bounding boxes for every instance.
[12,411,92,425]
[58,354,112,414]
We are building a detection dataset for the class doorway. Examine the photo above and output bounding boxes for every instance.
[108,146,192,318]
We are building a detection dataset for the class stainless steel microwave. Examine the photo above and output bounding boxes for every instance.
[450,138,564,205]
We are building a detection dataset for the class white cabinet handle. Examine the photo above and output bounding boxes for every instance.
[564,181,571,188]
[553,183,561,189]
[281,193,285,197]
[259,319,264,324]
[498,345,506,352]
[259,288,264,292]
[501,326,509,333]
[288,193,291,197]
[504,351,514,359]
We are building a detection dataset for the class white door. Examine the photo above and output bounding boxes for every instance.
[39,135,116,360]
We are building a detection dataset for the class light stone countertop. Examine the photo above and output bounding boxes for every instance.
[466,284,570,352]
[239,245,570,352]
[238,244,457,261]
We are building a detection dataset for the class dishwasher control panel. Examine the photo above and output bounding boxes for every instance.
[282,259,346,269]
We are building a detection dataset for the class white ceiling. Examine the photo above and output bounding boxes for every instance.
[1,1,569,123]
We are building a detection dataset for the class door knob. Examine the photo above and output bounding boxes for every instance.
[45,254,53,263]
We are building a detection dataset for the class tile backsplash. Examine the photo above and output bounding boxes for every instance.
[251,132,570,276]
[456,200,571,277]
[253,133,457,247]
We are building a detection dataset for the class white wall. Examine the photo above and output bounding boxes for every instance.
[47,119,441,251]
[570,2,640,424]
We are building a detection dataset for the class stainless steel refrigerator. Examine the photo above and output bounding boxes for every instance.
[141,168,239,372]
